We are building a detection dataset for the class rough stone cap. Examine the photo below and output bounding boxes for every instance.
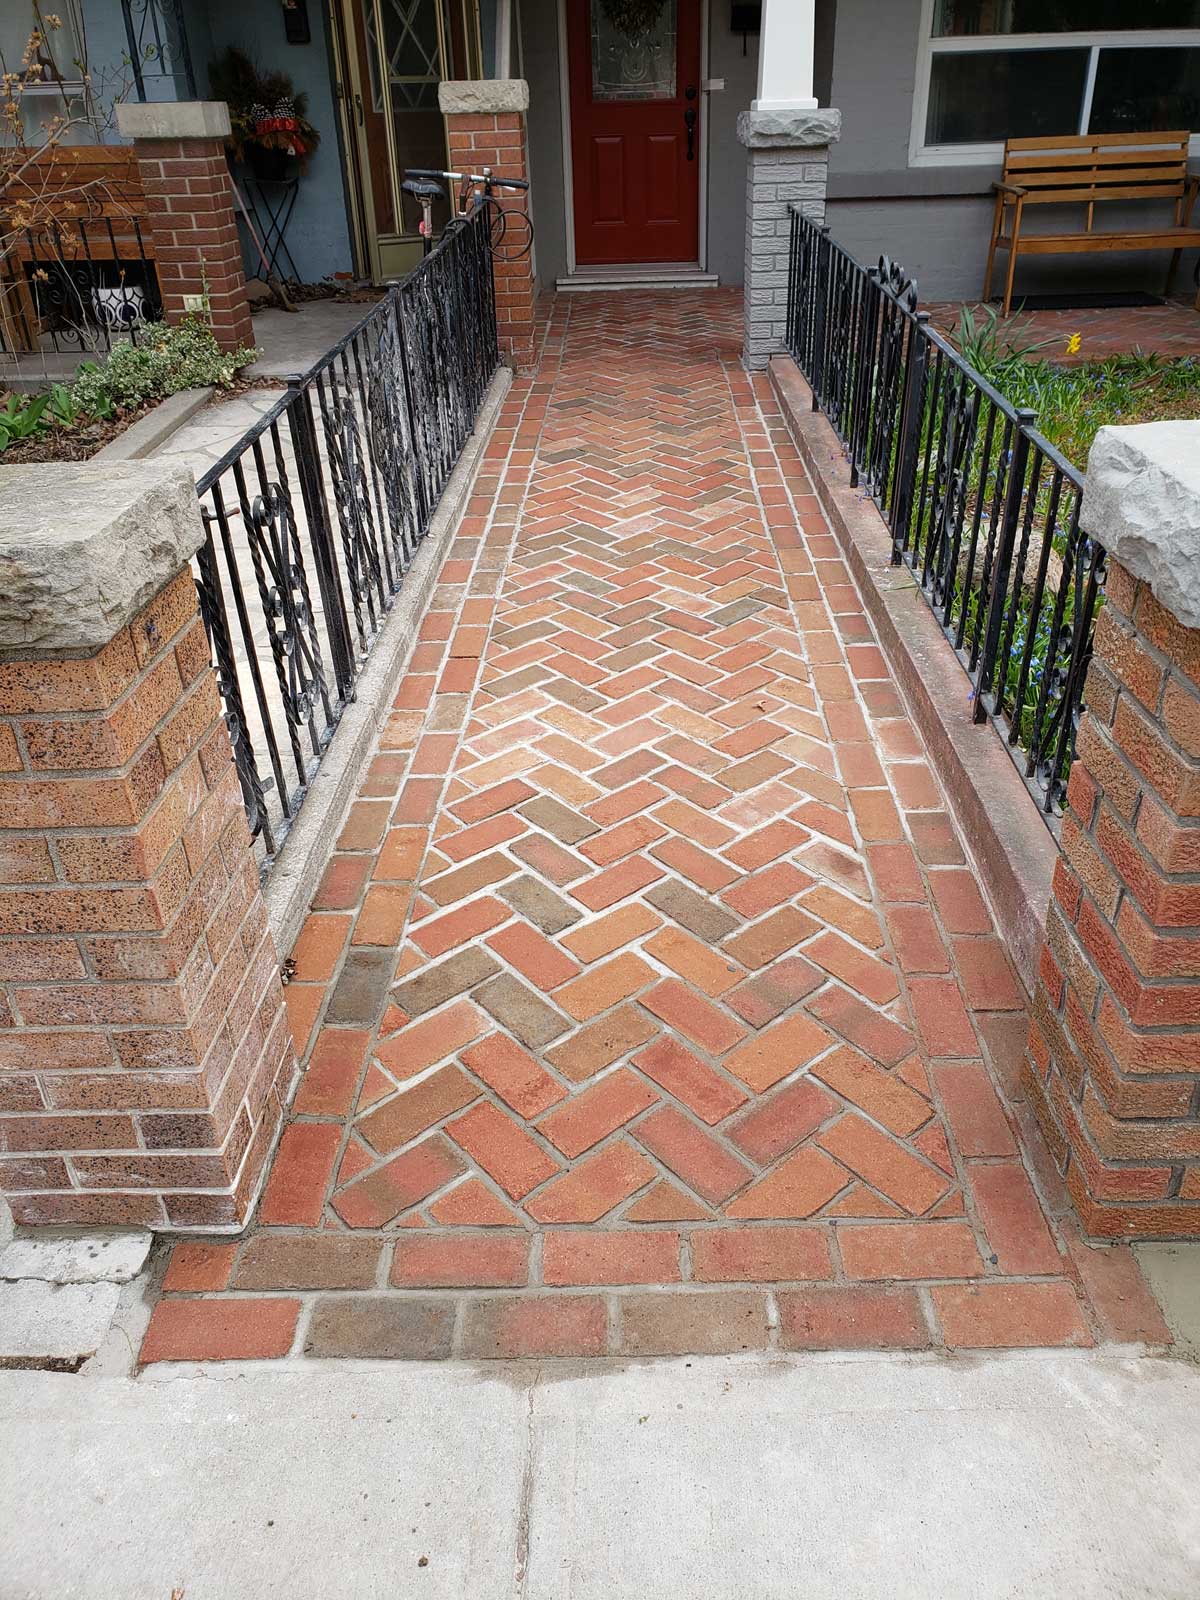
[1081,421,1200,630]
[116,100,231,140]
[738,106,842,149]
[0,461,204,657]
[439,79,529,115]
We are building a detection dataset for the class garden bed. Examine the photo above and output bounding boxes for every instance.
[952,308,1200,469]
[0,315,259,466]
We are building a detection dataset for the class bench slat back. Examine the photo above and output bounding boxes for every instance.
[1002,132,1191,214]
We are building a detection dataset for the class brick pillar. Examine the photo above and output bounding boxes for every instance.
[0,462,295,1230]
[116,101,254,353]
[737,107,841,371]
[1025,422,1200,1240]
[439,80,535,371]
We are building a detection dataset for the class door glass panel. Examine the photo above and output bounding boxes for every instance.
[366,0,450,240]
[591,0,677,101]
[1090,46,1200,132]
[925,47,1089,142]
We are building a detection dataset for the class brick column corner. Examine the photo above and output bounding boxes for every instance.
[1025,420,1200,1240]
[439,79,535,371]
[737,106,841,371]
[0,461,296,1231]
[116,100,254,353]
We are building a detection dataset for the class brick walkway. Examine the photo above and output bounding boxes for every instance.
[143,291,1169,1364]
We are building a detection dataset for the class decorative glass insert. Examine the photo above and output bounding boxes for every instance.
[591,0,677,102]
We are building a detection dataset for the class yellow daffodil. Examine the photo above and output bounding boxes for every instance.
[1065,332,1081,355]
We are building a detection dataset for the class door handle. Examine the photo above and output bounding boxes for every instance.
[354,91,364,127]
[684,106,697,161]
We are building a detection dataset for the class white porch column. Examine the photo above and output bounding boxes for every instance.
[754,0,817,112]
[737,0,839,369]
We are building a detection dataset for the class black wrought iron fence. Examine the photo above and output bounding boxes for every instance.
[194,203,498,866]
[785,205,1106,824]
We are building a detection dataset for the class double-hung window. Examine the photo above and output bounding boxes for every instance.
[910,0,1200,166]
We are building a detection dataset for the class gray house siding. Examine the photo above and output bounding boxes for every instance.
[825,0,1200,302]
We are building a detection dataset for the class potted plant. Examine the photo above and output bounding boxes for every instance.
[207,48,321,181]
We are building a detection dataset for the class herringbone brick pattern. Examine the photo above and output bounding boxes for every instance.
[143,291,1170,1364]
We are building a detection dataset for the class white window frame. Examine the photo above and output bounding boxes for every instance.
[908,0,1200,167]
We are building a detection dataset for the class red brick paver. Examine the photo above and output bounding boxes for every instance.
[142,292,1168,1363]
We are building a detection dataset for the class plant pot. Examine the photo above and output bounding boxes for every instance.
[247,145,292,182]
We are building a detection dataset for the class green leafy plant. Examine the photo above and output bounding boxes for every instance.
[0,391,49,451]
[71,315,258,415]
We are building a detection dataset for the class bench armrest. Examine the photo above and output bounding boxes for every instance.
[992,181,1027,197]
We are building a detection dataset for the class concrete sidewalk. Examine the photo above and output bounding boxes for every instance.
[2,1350,1197,1598]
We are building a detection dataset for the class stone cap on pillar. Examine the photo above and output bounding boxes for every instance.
[116,100,231,140]
[0,461,204,657]
[438,79,529,114]
[1081,420,1200,630]
[738,106,841,149]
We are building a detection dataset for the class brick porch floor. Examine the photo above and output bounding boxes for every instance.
[142,290,1170,1364]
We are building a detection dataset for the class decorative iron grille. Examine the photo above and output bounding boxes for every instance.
[0,219,162,357]
[785,205,1106,827]
[193,203,499,867]
[120,0,197,101]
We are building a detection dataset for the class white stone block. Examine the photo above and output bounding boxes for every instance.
[0,461,203,654]
[1082,422,1200,630]
[0,1232,152,1286]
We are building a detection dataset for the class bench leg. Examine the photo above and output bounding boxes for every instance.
[983,192,1004,303]
[1001,244,1020,319]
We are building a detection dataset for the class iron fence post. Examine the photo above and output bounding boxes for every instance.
[890,311,929,564]
[974,409,1036,724]
[291,385,357,703]
[810,224,831,412]
[847,265,879,489]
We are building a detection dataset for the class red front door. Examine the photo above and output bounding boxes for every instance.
[566,0,702,266]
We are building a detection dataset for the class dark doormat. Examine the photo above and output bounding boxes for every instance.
[991,291,1164,311]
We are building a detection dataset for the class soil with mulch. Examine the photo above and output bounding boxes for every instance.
[0,405,150,465]
[250,278,386,313]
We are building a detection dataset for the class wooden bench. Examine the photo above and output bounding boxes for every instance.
[983,131,1200,318]
[1,145,156,353]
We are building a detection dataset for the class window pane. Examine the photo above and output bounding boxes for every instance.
[0,3,83,81]
[933,1,1200,35]
[1090,46,1200,131]
[926,49,1088,142]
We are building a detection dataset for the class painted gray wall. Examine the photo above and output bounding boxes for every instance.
[705,7,759,287]
[192,0,354,283]
[517,0,761,289]
[520,0,569,288]
[825,0,1200,301]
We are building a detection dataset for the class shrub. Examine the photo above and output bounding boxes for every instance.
[72,315,258,415]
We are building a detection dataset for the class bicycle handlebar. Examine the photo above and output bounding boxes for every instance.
[405,166,530,191]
